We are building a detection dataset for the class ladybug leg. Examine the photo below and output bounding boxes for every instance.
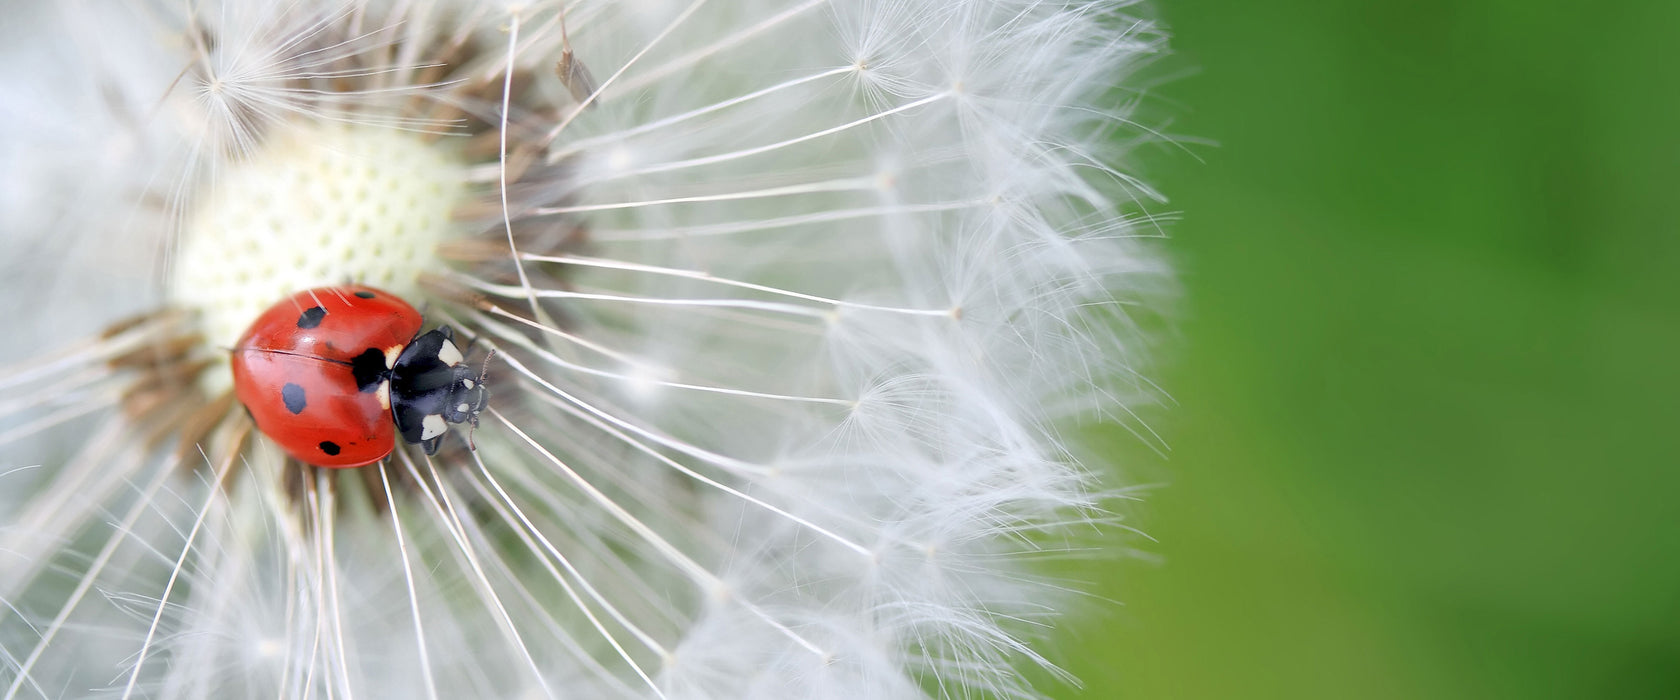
[454,329,487,357]
[432,324,456,344]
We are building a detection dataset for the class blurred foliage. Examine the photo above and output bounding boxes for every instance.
[1051,1,1680,698]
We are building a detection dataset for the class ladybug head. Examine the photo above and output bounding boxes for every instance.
[442,365,489,426]
[390,325,491,455]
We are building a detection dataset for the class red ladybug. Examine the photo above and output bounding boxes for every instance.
[231,285,488,468]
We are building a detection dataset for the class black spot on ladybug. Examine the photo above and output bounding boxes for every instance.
[354,290,376,299]
[297,306,327,328]
[351,347,389,392]
[319,441,341,456]
[281,383,307,414]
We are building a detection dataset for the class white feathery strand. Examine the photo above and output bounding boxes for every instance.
[542,0,712,142]
[468,309,854,406]
[0,645,38,700]
[462,454,670,698]
[277,572,301,700]
[552,65,855,159]
[464,280,831,321]
[0,416,152,603]
[474,435,705,629]
[488,407,720,584]
[395,450,556,700]
[530,176,881,215]
[377,466,440,700]
[601,92,948,179]
[522,379,875,557]
[523,253,963,319]
[0,366,118,420]
[159,518,248,700]
[451,511,660,700]
[385,0,434,89]
[120,443,240,699]
[255,466,313,700]
[492,354,773,477]
[608,0,830,95]
[257,61,451,82]
[489,407,830,658]
[462,276,953,320]
[437,473,649,700]
[264,27,385,78]
[298,546,325,699]
[262,7,353,64]
[0,464,41,482]
[306,470,356,700]
[589,200,984,242]
[3,448,180,700]
[473,306,656,371]
[0,390,122,449]
[655,301,834,338]
[495,11,545,327]
[0,319,168,392]
[0,596,43,700]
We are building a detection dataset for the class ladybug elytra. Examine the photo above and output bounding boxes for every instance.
[230,285,487,468]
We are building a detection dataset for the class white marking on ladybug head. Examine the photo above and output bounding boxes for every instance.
[438,338,464,366]
[462,378,474,389]
[384,344,404,369]
[376,380,391,410]
[457,402,471,413]
[420,414,447,440]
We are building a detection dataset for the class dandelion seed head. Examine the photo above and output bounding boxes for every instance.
[172,122,470,363]
[2,0,1172,697]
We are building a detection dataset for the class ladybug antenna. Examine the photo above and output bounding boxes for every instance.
[467,349,495,452]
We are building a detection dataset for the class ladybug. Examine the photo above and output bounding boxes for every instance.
[230,285,488,468]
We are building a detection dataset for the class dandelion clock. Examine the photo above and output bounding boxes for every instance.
[0,0,1173,697]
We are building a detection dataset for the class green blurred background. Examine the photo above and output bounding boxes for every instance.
[1054,1,1680,698]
